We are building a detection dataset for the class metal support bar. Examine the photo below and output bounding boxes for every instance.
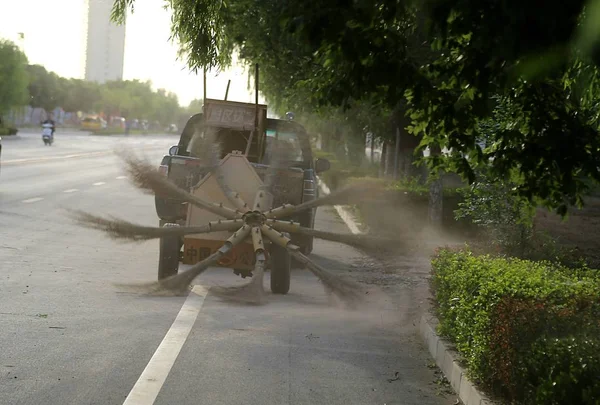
[259,224,291,249]
[203,69,207,104]
[251,226,265,254]
[224,80,231,101]
[221,225,252,251]
[245,64,259,157]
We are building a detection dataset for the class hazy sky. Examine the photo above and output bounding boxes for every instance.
[0,0,262,106]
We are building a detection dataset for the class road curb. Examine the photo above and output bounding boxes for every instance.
[419,313,497,405]
[317,173,493,404]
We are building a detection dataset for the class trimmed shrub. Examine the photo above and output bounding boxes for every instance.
[490,296,600,403]
[0,126,18,136]
[430,248,600,404]
[316,172,474,237]
[454,171,536,257]
[313,149,378,190]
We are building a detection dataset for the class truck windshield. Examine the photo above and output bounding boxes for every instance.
[264,129,304,163]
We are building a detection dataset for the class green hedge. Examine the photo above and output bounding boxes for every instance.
[312,150,474,236]
[431,248,600,404]
[313,148,462,197]
[313,149,378,190]
[0,126,18,136]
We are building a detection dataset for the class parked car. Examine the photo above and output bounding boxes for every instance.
[81,116,107,131]
[109,116,126,129]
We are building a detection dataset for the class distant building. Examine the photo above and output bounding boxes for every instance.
[83,0,126,83]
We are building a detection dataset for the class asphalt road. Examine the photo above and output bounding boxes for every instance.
[0,130,457,405]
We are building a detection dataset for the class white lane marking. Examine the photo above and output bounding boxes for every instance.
[93,182,106,186]
[116,176,127,180]
[122,285,209,405]
[316,177,362,235]
[22,197,44,204]
[3,146,166,166]
[4,151,108,164]
[63,189,79,193]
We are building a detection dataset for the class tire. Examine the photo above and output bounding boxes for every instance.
[158,223,181,280]
[270,243,291,294]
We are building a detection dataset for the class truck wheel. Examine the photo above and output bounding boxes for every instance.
[270,243,291,294]
[158,223,181,280]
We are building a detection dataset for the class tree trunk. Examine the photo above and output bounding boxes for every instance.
[428,145,443,227]
[379,142,387,178]
[370,133,375,163]
[332,127,343,158]
[398,149,417,179]
[347,133,364,164]
[385,141,394,178]
[393,127,400,180]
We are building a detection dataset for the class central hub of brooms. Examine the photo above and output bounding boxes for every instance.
[242,210,267,227]
[179,151,274,271]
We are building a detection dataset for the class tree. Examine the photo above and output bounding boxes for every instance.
[404,0,600,215]
[454,167,537,258]
[112,0,407,163]
[85,79,182,124]
[153,89,180,125]
[61,79,102,113]
[26,64,62,112]
[0,39,29,120]
[110,0,600,215]
[185,98,203,116]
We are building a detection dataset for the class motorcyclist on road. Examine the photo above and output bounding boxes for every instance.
[42,117,56,135]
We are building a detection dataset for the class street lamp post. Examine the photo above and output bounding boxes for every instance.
[16,33,26,126]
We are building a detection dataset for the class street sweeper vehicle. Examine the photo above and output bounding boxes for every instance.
[152,98,333,294]
[68,69,389,305]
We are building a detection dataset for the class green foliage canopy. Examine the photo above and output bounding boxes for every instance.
[0,39,29,117]
[110,0,600,214]
[21,63,183,125]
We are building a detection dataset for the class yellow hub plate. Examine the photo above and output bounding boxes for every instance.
[182,238,256,270]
